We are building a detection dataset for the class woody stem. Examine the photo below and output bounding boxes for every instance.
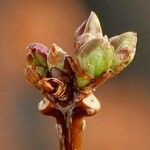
[56,113,84,150]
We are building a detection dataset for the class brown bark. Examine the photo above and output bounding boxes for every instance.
[38,92,100,150]
[56,114,84,150]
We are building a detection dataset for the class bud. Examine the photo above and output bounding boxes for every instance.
[27,43,48,68]
[83,11,103,35]
[74,11,103,53]
[74,12,113,88]
[74,12,137,89]
[75,38,114,88]
[47,43,67,72]
[109,32,137,73]
[25,43,48,87]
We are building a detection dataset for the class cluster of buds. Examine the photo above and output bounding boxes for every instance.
[73,12,137,89]
[25,11,137,150]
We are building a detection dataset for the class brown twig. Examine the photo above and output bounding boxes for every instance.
[38,91,100,150]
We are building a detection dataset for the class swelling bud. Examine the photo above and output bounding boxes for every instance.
[76,38,113,88]
[25,43,48,87]
[74,12,113,88]
[74,13,137,89]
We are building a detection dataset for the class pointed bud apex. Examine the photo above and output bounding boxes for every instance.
[75,38,114,88]
[47,43,67,71]
[84,11,103,35]
[74,11,103,52]
[109,32,137,72]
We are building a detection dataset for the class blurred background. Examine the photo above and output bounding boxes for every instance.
[0,0,149,149]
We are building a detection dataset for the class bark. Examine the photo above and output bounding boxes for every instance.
[56,113,84,150]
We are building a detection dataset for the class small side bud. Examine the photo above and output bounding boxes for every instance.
[109,32,137,73]
[25,43,48,87]
[26,43,48,67]
[47,43,67,71]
